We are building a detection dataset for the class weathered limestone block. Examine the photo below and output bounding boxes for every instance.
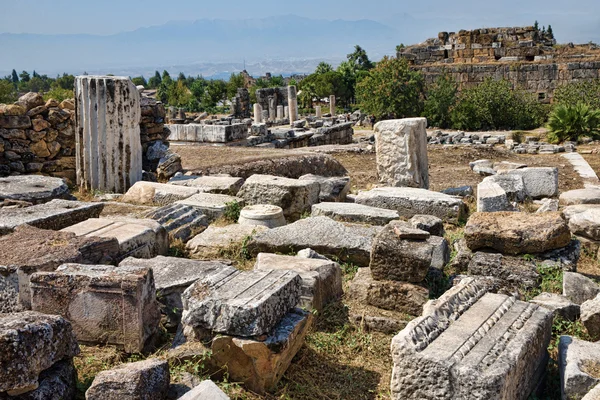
[0,312,79,395]
[254,253,342,312]
[85,358,169,400]
[62,217,169,258]
[75,76,142,193]
[145,204,208,243]
[581,294,600,340]
[374,118,429,189]
[119,256,236,329]
[0,225,120,311]
[464,212,571,254]
[178,380,230,400]
[31,263,160,353]
[122,181,199,205]
[563,205,600,241]
[477,180,512,212]
[390,279,553,400]
[559,336,600,400]
[0,359,77,400]
[186,224,267,259]
[356,187,466,224]
[238,205,286,229]
[560,188,600,206]
[248,216,382,267]
[0,199,104,235]
[410,214,445,237]
[176,193,245,222]
[169,175,244,195]
[583,383,600,400]
[311,202,399,226]
[530,292,580,321]
[237,174,320,220]
[467,251,542,291]
[563,271,600,305]
[505,167,559,199]
[298,174,350,202]
[182,269,301,337]
[0,175,70,204]
[483,174,526,202]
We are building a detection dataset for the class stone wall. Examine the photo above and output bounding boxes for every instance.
[140,97,169,172]
[0,93,76,180]
[309,123,354,146]
[255,87,289,115]
[167,123,248,143]
[232,88,251,119]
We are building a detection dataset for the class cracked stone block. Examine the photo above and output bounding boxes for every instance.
[169,175,244,196]
[254,253,342,312]
[0,175,70,204]
[145,203,208,243]
[0,359,77,400]
[311,202,399,226]
[505,167,558,199]
[178,380,230,400]
[477,180,512,212]
[298,174,351,202]
[176,193,245,222]
[182,269,301,337]
[186,224,267,259]
[483,174,526,202]
[119,256,237,330]
[530,292,580,321]
[563,272,600,305]
[30,263,160,353]
[0,311,79,395]
[0,199,104,236]
[581,294,600,340]
[62,217,169,258]
[559,336,600,400]
[390,279,553,400]
[122,181,200,205]
[86,358,169,400]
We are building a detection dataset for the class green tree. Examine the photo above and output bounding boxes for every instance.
[162,70,171,82]
[167,80,192,108]
[534,21,539,31]
[32,70,40,78]
[547,103,600,143]
[202,80,227,110]
[53,73,75,90]
[396,44,406,53]
[131,76,147,87]
[547,25,554,39]
[347,45,374,71]
[148,71,162,89]
[189,77,207,101]
[315,62,334,75]
[177,72,187,82]
[27,76,50,92]
[269,75,285,87]
[554,80,600,110]
[299,71,349,109]
[0,80,17,103]
[19,71,30,82]
[356,56,424,119]
[423,73,458,128]
[226,73,246,99]
[11,69,19,84]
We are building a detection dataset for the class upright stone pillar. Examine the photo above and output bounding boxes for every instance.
[277,105,284,121]
[254,103,263,123]
[268,95,276,121]
[374,118,429,189]
[284,106,289,119]
[330,95,336,117]
[288,86,298,125]
[75,76,142,193]
[261,110,269,122]
[315,106,322,118]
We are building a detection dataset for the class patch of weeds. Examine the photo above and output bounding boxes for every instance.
[339,262,359,282]
[223,200,241,223]
[525,264,563,300]
[299,210,312,219]
[168,239,187,258]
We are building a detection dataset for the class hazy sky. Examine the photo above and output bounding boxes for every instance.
[1,0,599,38]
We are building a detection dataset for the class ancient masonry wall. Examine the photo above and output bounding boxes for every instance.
[255,87,289,115]
[415,61,600,100]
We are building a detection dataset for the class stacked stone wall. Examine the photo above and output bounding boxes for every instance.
[140,97,169,172]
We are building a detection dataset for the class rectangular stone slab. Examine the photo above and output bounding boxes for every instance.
[169,175,244,195]
[311,202,399,226]
[175,193,245,222]
[0,199,104,235]
[145,203,208,243]
[390,279,553,400]
[30,263,160,353]
[182,269,301,337]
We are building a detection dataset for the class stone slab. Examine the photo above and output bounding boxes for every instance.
[248,216,382,267]
[530,292,580,321]
[563,205,600,241]
[298,174,351,202]
[175,193,245,222]
[145,203,209,243]
[30,263,160,353]
[254,253,343,312]
[186,224,267,259]
[355,187,466,224]
[483,174,526,202]
[182,269,301,337]
[563,271,600,305]
[311,202,400,226]
[505,167,559,199]
[559,336,600,400]
[0,199,104,235]
[178,380,230,400]
[477,180,511,212]
[169,175,244,195]
[0,359,77,400]
[560,189,600,206]
[390,279,553,400]
[62,217,169,259]
[0,175,70,204]
[121,181,200,205]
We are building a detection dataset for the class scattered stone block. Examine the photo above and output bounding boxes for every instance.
[441,185,474,197]
[62,217,169,258]
[0,312,79,395]
[390,279,553,400]
[347,267,428,315]
[465,212,571,255]
[311,202,399,226]
[122,181,199,205]
[563,272,600,305]
[119,256,236,330]
[356,187,466,224]
[86,358,170,400]
[238,204,286,228]
[583,383,600,400]
[0,175,70,204]
[536,198,560,213]
[493,161,527,174]
[581,294,600,340]
[560,188,600,206]
[530,292,580,321]
[187,224,267,258]
[182,269,301,337]
[298,174,350,202]
[0,199,104,235]
[409,214,444,237]
[248,216,382,267]
[178,380,230,400]
[374,118,429,188]
[31,263,160,353]
[505,167,559,199]
[237,174,320,220]
[0,225,120,311]
[254,253,342,311]
[370,221,433,282]
[559,336,600,400]
[176,193,245,222]
[145,204,208,243]
[563,205,600,241]
[470,159,495,176]
[477,180,511,212]
[429,235,450,270]
[169,175,244,195]
[467,252,540,291]
[483,174,526,202]
[0,359,77,400]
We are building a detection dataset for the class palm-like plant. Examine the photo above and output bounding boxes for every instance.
[547,103,600,143]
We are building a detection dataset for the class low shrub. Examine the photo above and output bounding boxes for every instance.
[547,103,600,143]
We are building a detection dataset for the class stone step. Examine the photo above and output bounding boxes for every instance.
[176,193,245,222]
[145,204,209,243]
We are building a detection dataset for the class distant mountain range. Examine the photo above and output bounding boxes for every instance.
[0,15,401,78]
